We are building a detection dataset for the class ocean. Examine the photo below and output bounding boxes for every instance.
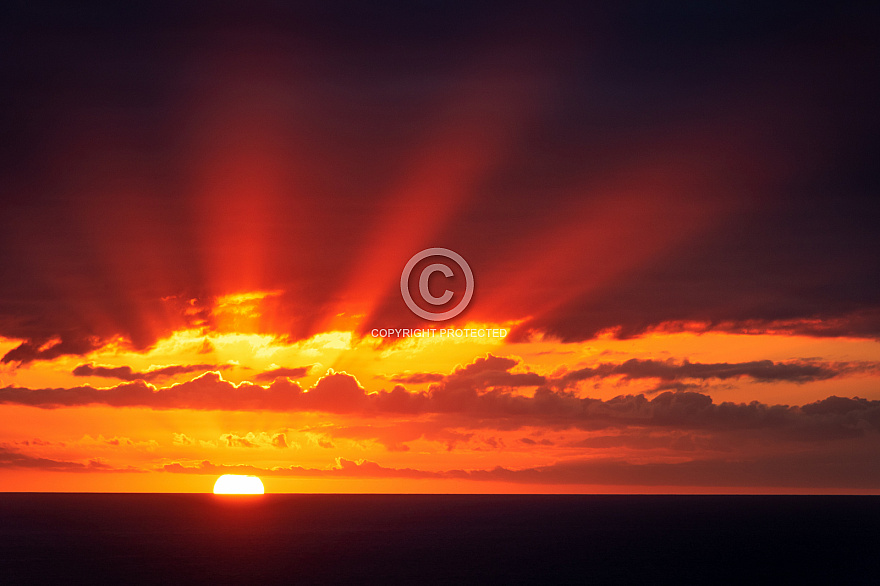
[0,494,877,584]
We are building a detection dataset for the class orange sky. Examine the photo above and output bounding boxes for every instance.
[3,303,879,493]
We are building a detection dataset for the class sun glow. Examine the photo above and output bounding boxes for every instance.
[213,474,265,494]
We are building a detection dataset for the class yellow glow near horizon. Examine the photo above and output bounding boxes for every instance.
[212,474,265,494]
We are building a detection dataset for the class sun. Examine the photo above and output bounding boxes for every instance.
[213,474,265,494]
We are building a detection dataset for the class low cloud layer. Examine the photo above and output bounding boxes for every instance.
[555,358,866,387]
[72,362,233,382]
[0,446,142,473]
[162,449,880,490]
[2,356,879,445]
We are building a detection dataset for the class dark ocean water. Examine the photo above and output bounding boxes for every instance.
[0,494,877,585]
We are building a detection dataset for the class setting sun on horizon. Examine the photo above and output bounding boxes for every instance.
[213,475,265,495]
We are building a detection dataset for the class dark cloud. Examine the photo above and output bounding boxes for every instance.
[253,366,312,383]
[72,362,233,382]
[440,355,547,390]
[0,446,142,473]
[388,372,445,384]
[648,381,704,394]
[4,339,104,365]
[0,373,294,410]
[0,370,383,412]
[557,358,853,386]
[801,395,876,416]
[0,446,87,471]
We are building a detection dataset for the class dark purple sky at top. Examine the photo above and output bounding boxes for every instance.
[0,2,878,362]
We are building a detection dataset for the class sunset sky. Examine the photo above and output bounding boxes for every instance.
[1,2,879,493]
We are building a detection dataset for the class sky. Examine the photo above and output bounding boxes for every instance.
[1,1,879,493]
